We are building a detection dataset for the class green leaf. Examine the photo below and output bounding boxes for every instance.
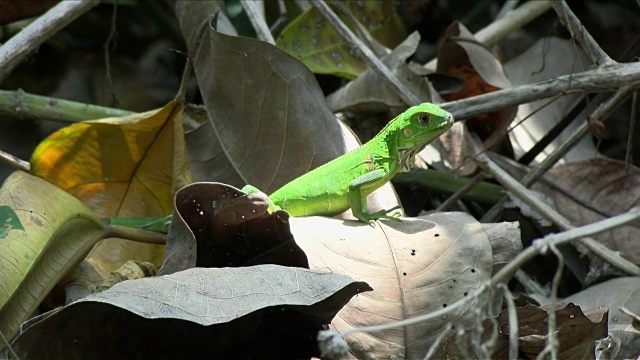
[275,0,407,79]
[0,171,108,350]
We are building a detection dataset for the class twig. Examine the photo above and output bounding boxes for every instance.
[550,0,615,66]
[619,306,640,322]
[0,328,19,360]
[474,152,640,276]
[311,0,422,105]
[0,0,101,83]
[0,89,134,123]
[240,1,275,44]
[423,323,453,360]
[498,283,519,360]
[481,86,637,222]
[536,244,563,360]
[441,62,640,120]
[0,149,30,172]
[626,91,637,170]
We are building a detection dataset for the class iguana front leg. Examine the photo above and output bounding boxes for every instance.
[242,185,280,213]
[349,169,402,222]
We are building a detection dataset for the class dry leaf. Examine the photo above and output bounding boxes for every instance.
[541,159,640,263]
[293,212,500,358]
[436,302,607,359]
[9,265,371,359]
[30,100,190,275]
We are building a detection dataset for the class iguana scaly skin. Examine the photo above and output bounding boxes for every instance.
[245,103,453,222]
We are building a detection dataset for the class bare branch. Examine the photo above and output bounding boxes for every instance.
[441,62,640,119]
[550,0,615,66]
[0,0,100,83]
[240,1,275,44]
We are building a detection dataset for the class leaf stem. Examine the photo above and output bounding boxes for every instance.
[106,225,167,245]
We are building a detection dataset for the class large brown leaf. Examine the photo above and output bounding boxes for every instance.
[176,1,347,193]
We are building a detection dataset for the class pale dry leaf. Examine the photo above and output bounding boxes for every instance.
[292,212,508,358]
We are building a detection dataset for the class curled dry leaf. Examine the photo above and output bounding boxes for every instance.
[159,182,308,275]
[9,265,372,359]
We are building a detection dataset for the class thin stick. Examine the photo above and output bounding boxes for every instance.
[311,0,422,105]
[0,149,30,172]
[440,62,640,120]
[0,0,101,83]
[240,1,275,44]
[626,91,637,170]
[0,89,134,123]
[498,284,519,360]
[550,0,615,66]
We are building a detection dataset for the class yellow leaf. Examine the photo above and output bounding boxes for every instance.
[31,100,191,275]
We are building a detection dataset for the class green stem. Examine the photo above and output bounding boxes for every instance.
[392,168,503,205]
[0,89,135,123]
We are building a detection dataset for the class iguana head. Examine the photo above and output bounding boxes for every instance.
[392,103,454,172]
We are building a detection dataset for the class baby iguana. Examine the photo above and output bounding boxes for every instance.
[243,103,454,223]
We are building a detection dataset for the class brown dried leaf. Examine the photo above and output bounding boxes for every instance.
[436,303,607,359]
[541,159,640,263]
[437,21,517,171]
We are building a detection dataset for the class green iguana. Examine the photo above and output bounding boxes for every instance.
[244,103,453,222]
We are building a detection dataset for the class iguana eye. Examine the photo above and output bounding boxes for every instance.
[418,113,430,124]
